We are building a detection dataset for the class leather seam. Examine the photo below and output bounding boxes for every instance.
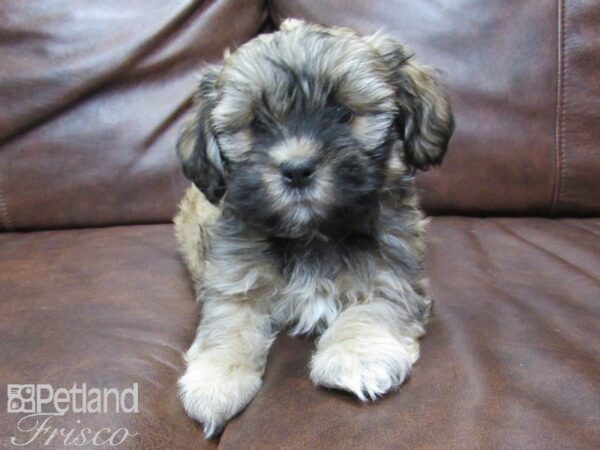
[0,168,13,231]
[550,0,566,217]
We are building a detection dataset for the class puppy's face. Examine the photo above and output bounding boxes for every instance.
[178,20,454,238]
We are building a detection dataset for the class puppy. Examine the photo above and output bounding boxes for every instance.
[174,19,454,438]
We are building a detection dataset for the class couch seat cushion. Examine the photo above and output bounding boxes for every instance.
[0,225,212,449]
[0,218,598,449]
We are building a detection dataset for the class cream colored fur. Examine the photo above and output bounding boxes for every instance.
[174,185,220,282]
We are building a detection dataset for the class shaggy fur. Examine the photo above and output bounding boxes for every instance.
[174,19,454,438]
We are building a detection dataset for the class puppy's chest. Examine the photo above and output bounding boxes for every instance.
[267,235,377,334]
[268,234,375,282]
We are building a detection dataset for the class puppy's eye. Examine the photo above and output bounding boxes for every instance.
[338,107,354,124]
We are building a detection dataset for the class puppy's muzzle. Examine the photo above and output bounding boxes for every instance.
[280,158,316,188]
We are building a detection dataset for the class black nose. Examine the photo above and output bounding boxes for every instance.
[280,159,316,188]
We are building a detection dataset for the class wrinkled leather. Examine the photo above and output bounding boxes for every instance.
[0,220,598,449]
[0,225,214,449]
[1,1,599,232]
[0,0,268,231]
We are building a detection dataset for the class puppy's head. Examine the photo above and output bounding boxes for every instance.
[178,20,454,238]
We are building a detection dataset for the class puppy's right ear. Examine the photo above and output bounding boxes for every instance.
[177,64,226,204]
[366,34,454,171]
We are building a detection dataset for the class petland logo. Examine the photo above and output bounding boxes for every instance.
[6,383,139,447]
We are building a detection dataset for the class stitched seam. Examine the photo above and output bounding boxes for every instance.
[550,0,566,217]
[0,169,13,231]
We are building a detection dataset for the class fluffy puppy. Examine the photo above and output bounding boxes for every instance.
[174,19,454,438]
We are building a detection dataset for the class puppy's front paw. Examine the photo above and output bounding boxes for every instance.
[178,355,262,438]
[310,334,419,401]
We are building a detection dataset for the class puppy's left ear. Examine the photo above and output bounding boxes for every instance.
[367,34,455,170]
[177,64,227,204]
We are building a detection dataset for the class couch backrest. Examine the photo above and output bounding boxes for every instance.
[0,0,267,231]
[0,0,598,231]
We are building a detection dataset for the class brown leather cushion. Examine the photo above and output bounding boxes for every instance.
[270,0,600,217]
[0,0,268,231]
[1,219,598,448]
[0,225,214,449]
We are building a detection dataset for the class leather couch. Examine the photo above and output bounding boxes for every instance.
[1,1,598,448]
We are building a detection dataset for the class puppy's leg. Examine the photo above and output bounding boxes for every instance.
[179,297,273,438]
[310,296,427,401]
[174,184,220,282]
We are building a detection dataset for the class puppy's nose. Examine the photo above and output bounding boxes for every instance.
[280,158,316,188]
